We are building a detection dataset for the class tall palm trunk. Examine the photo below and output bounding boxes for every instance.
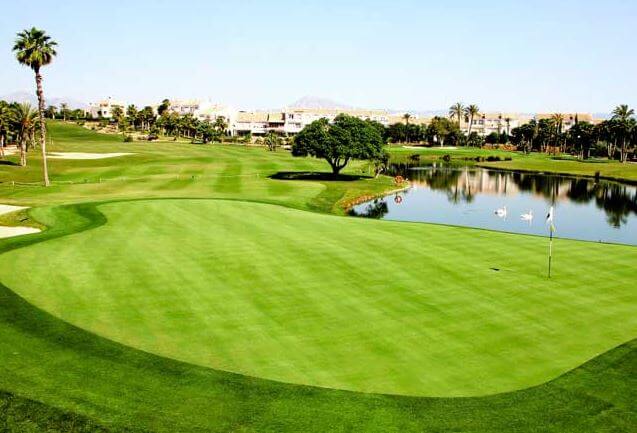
[20,137,27,167]
[621,138,627,163]
[35,69,50,186]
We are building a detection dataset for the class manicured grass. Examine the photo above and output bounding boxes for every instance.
[1,199,636,398]
[481,156,637,183]
[388,145,637,182]
[0,123,635,431]
[0,203,635,432]
[0,122,394,214]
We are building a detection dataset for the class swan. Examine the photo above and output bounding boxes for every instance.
[495,206,507,217]
[521,210,533,221]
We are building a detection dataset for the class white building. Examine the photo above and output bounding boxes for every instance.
[88,97,127,119]
[167,99,202,115]
[535,113,596,132]
[461,113,531,136]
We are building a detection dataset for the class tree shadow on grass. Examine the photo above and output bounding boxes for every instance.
[0,160,19,166]
[270,171,371,182]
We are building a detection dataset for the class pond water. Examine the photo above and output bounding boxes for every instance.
[351,164,637,246]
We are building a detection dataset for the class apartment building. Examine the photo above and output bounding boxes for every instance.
[87,97,127,118]
[535,113,596,132]
[231,108,396,136]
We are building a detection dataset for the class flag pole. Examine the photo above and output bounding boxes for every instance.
[546,206,555,279]
[548,229,553,278]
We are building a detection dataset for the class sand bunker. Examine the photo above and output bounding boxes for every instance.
[48,152,133,160]
[0,204,41,239]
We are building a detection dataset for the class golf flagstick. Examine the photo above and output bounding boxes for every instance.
[546,206,555,278]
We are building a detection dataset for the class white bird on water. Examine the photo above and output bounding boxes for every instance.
[495,206,507,217]
[521,210,534,221]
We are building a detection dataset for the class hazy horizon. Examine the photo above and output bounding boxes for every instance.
[1,0,635,113]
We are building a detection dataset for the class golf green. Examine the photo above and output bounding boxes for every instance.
[1,198,635,397]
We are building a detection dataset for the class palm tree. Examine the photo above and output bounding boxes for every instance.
[612,104,635,162]
[11,103,39,167]
[111,106,124,131]
[60,102,69,121]
[449,103,464,129]
[213,116,228,135]
[0,102,11,159]
[402,113,412,143]
[504,117,511,136]
[13,27,57,186]
[550,113,564,153]
[126,104,138,130]
[45,105,57,119]
[464,104,480,137]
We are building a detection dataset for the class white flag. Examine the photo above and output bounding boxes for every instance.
[546,206,555,233]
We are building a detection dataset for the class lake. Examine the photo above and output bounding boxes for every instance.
[350,164,637,246]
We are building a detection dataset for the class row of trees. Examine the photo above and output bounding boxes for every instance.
[385,102,636,162]
[44,103,85,121]
[109,101,230,143]
[510,105,636,161]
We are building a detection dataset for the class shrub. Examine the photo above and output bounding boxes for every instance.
[123,134,133,143]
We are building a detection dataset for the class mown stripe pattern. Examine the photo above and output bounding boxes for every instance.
[1,199,635,398]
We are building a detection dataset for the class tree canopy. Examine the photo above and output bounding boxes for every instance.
[292,114,385,175]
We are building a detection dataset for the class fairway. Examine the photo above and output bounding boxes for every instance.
[1,199,635,397]
[0,123,635,431]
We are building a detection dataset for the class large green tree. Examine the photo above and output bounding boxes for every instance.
[292,114,384,175]
[427,116,458,146]
[13,27,58,186]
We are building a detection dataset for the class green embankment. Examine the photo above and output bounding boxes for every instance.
[388,145,637,182]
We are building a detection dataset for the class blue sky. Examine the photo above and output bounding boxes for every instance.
[1,0,635,112]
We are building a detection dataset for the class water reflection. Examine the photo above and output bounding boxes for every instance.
[351,164,637,245]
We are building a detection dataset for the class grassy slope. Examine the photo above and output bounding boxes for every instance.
[0,204,635,432]
[0,122,394,214]
[389,146,637,182]
[0,123,634,431]
[1,199,635,398]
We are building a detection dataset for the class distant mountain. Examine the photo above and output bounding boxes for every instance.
[288,96,352,110]
[1,91,88,109]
